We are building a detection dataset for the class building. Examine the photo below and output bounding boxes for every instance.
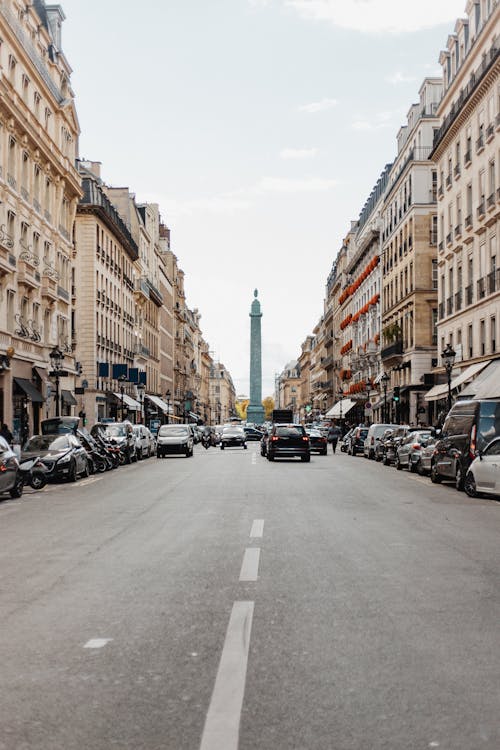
[428,0,500,414]
[209,362,235,424]
[0,0,81,443]
[275,360,301,420]
[380,79,442,425]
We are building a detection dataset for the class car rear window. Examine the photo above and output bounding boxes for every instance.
[478,401,500,449]
[159,426,188,436]
[275,426,305,437]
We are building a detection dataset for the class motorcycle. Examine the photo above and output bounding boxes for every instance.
[202,433,212,449]
[18,456,48,490]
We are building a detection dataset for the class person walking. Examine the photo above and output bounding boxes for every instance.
[327,424,341,454]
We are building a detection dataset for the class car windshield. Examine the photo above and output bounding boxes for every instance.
[158,426,189,436]
[223,428,244,435]
[25,435,70,451]
[105,425,127,437]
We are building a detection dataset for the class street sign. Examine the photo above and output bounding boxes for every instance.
[365,402,372,410]
[305,405,312,413]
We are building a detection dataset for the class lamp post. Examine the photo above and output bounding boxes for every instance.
[118,373,127,421]
[365,380,371,425]
[49,346,64,417]
[337,389,344,434]
[380,371,390,423]
[137,382,145,425]
[165,389,171,424]
[442,342,456,412]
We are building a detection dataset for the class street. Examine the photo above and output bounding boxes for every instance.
[0,444,499,750]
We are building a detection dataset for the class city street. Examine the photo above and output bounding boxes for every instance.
[0,444,499,750]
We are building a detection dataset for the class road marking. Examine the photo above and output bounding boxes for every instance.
[250,519,264,538]
[251,453,257,465]
[239,548,260,581]
[83,638,113,649]
[199,601,254,750]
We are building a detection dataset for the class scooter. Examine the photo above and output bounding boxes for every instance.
[18,456,48,490]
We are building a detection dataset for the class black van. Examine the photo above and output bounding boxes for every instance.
[431,399,500,490]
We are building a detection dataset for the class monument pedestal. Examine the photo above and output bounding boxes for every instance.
[246,405,265,425]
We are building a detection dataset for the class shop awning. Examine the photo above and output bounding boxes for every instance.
[189,411,201,421]
[449,360,491,392]
[32,366,50,385]
[459,359,500,399]
[61,390,77,406]
[325,398,357,418]
[146,393,173,414]
[113,392,141,410]
[424,383,449,402]
[13,377,44,402]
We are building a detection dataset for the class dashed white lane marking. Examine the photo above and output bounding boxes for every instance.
[239,548,261,581]
[251,453,257,465]
[199,601,255,750]
[83,638,113,649]
[250,519,264,538]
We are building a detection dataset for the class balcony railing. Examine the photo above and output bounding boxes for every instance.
[381,340,403,360]
[446,175,452,188]
[446,296,453,315]
[455,290,462,311]
[465,283,474,305]
[487,269,498,295]
[487,193,495,209]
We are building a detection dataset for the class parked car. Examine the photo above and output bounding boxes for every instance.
[91,421,137,464]
[220,426,247,450]
[431,399,500,490]
[266,424,310,462]
[464,437,500,498]
[132,424,155,459]
[363,423,398,459]
[307,429,328,455]
[156,424,194,457]
[347,426,369,456]
[396,430,434,472]
[244,426,263,441]
[22,434,89,482]
[0,436,23,499]
[340,428,354,453]
[374,428,395,462]
[382,426,419,466]
[417,436,438,476]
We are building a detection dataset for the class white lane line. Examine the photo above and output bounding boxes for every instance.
[83,638,113,649]
[250,519,264,538]
[239,548,260,581]
[199,601,254,750]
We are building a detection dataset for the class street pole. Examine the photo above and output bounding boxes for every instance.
[166,390,171,424]
[442,343,456,413]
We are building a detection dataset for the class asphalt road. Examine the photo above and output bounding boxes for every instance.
[0,443,499,750]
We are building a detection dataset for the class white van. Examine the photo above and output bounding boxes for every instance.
[363,423,398,459]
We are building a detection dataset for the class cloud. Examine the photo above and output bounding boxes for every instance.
[257,176,338,192]
[352,109,403,131]
[284,0,465,34]
[280,147,318,159]
[298,97,338,113]
[385,71,417,85]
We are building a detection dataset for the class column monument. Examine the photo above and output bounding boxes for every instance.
[246,289,265,425]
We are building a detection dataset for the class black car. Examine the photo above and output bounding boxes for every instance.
[266,424,310,462]
[347,427,368,456]
[431,399,500,490]
[22,434,89,482]
[244,427,263,441]
[220,426,247,449]
[307,429,328,455]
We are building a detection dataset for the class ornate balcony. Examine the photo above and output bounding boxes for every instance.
[381,339,403,361]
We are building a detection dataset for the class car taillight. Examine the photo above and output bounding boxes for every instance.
[271,436,279,442]
[0,462,6,472]
[469,424,477,459]
[302,436,309,442]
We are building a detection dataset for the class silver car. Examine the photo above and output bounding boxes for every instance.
[396,430,434,472]
[464,437,500,498]
[156,424,194,458]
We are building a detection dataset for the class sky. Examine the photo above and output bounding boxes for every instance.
[60,0,467,397]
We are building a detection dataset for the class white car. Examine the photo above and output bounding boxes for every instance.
[464,437,500,498]
[132,425,155,459]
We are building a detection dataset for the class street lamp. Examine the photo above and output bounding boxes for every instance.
[337,389,344,434]
[365,380,372,425]
[118,373,127,421]
[380,371,390,423]
[442,342,456,412]
[165,389,171,424]
[137,382,145,425]
[49,346,64,417]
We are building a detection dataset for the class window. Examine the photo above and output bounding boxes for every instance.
[7,290,15,331]
[8,54,16,83]
[33,91,41,114]
[468,324,473,358]
[491,317,496,353]
[480,320,485,356]
[432,259,438,289]
[21,73,29,102]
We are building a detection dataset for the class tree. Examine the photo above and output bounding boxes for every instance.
[235,400,249,419]
[262,396,275,420]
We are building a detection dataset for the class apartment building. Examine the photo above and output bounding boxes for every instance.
[275,359,301,419]
[297,335,313,422]
[381,79,442,425]
[157,222,174,404]
[0,0,81,441]
[430,0,500,409]
[209,362,235,424]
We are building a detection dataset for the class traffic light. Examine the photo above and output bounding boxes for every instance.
[393,386,400,403]
[78,410,87,426]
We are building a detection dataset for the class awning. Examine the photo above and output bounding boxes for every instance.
[449,360,491,392]
[113,392,141,410]
[325,398,357,418]
[424,383,449,402]
[146,393,173,414]
[13,377,44,402]
[61,389,77,406]
[459,359,500,399]
[189,411,201,421]
[32,366,50,385]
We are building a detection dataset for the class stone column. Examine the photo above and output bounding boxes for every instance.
[246,289,265,424]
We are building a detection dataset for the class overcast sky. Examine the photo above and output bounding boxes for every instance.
[60,0,466,397]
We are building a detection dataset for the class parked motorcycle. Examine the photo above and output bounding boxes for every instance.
[18,456,48,490]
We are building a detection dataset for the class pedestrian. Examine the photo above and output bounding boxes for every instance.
[0,423,13,445]
[327,424,341,454]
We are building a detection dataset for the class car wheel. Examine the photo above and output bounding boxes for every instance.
[430,461,442,483]
[267,453,274,461]
[68,461,78,482]
[220,445,224,450]
[10,478,23,498]
[464,471,478,498]
[81,459,90,478]
[382,454,389,466]
[301,455,311,462]
[455,464,464,491]
[30,472,47,490]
